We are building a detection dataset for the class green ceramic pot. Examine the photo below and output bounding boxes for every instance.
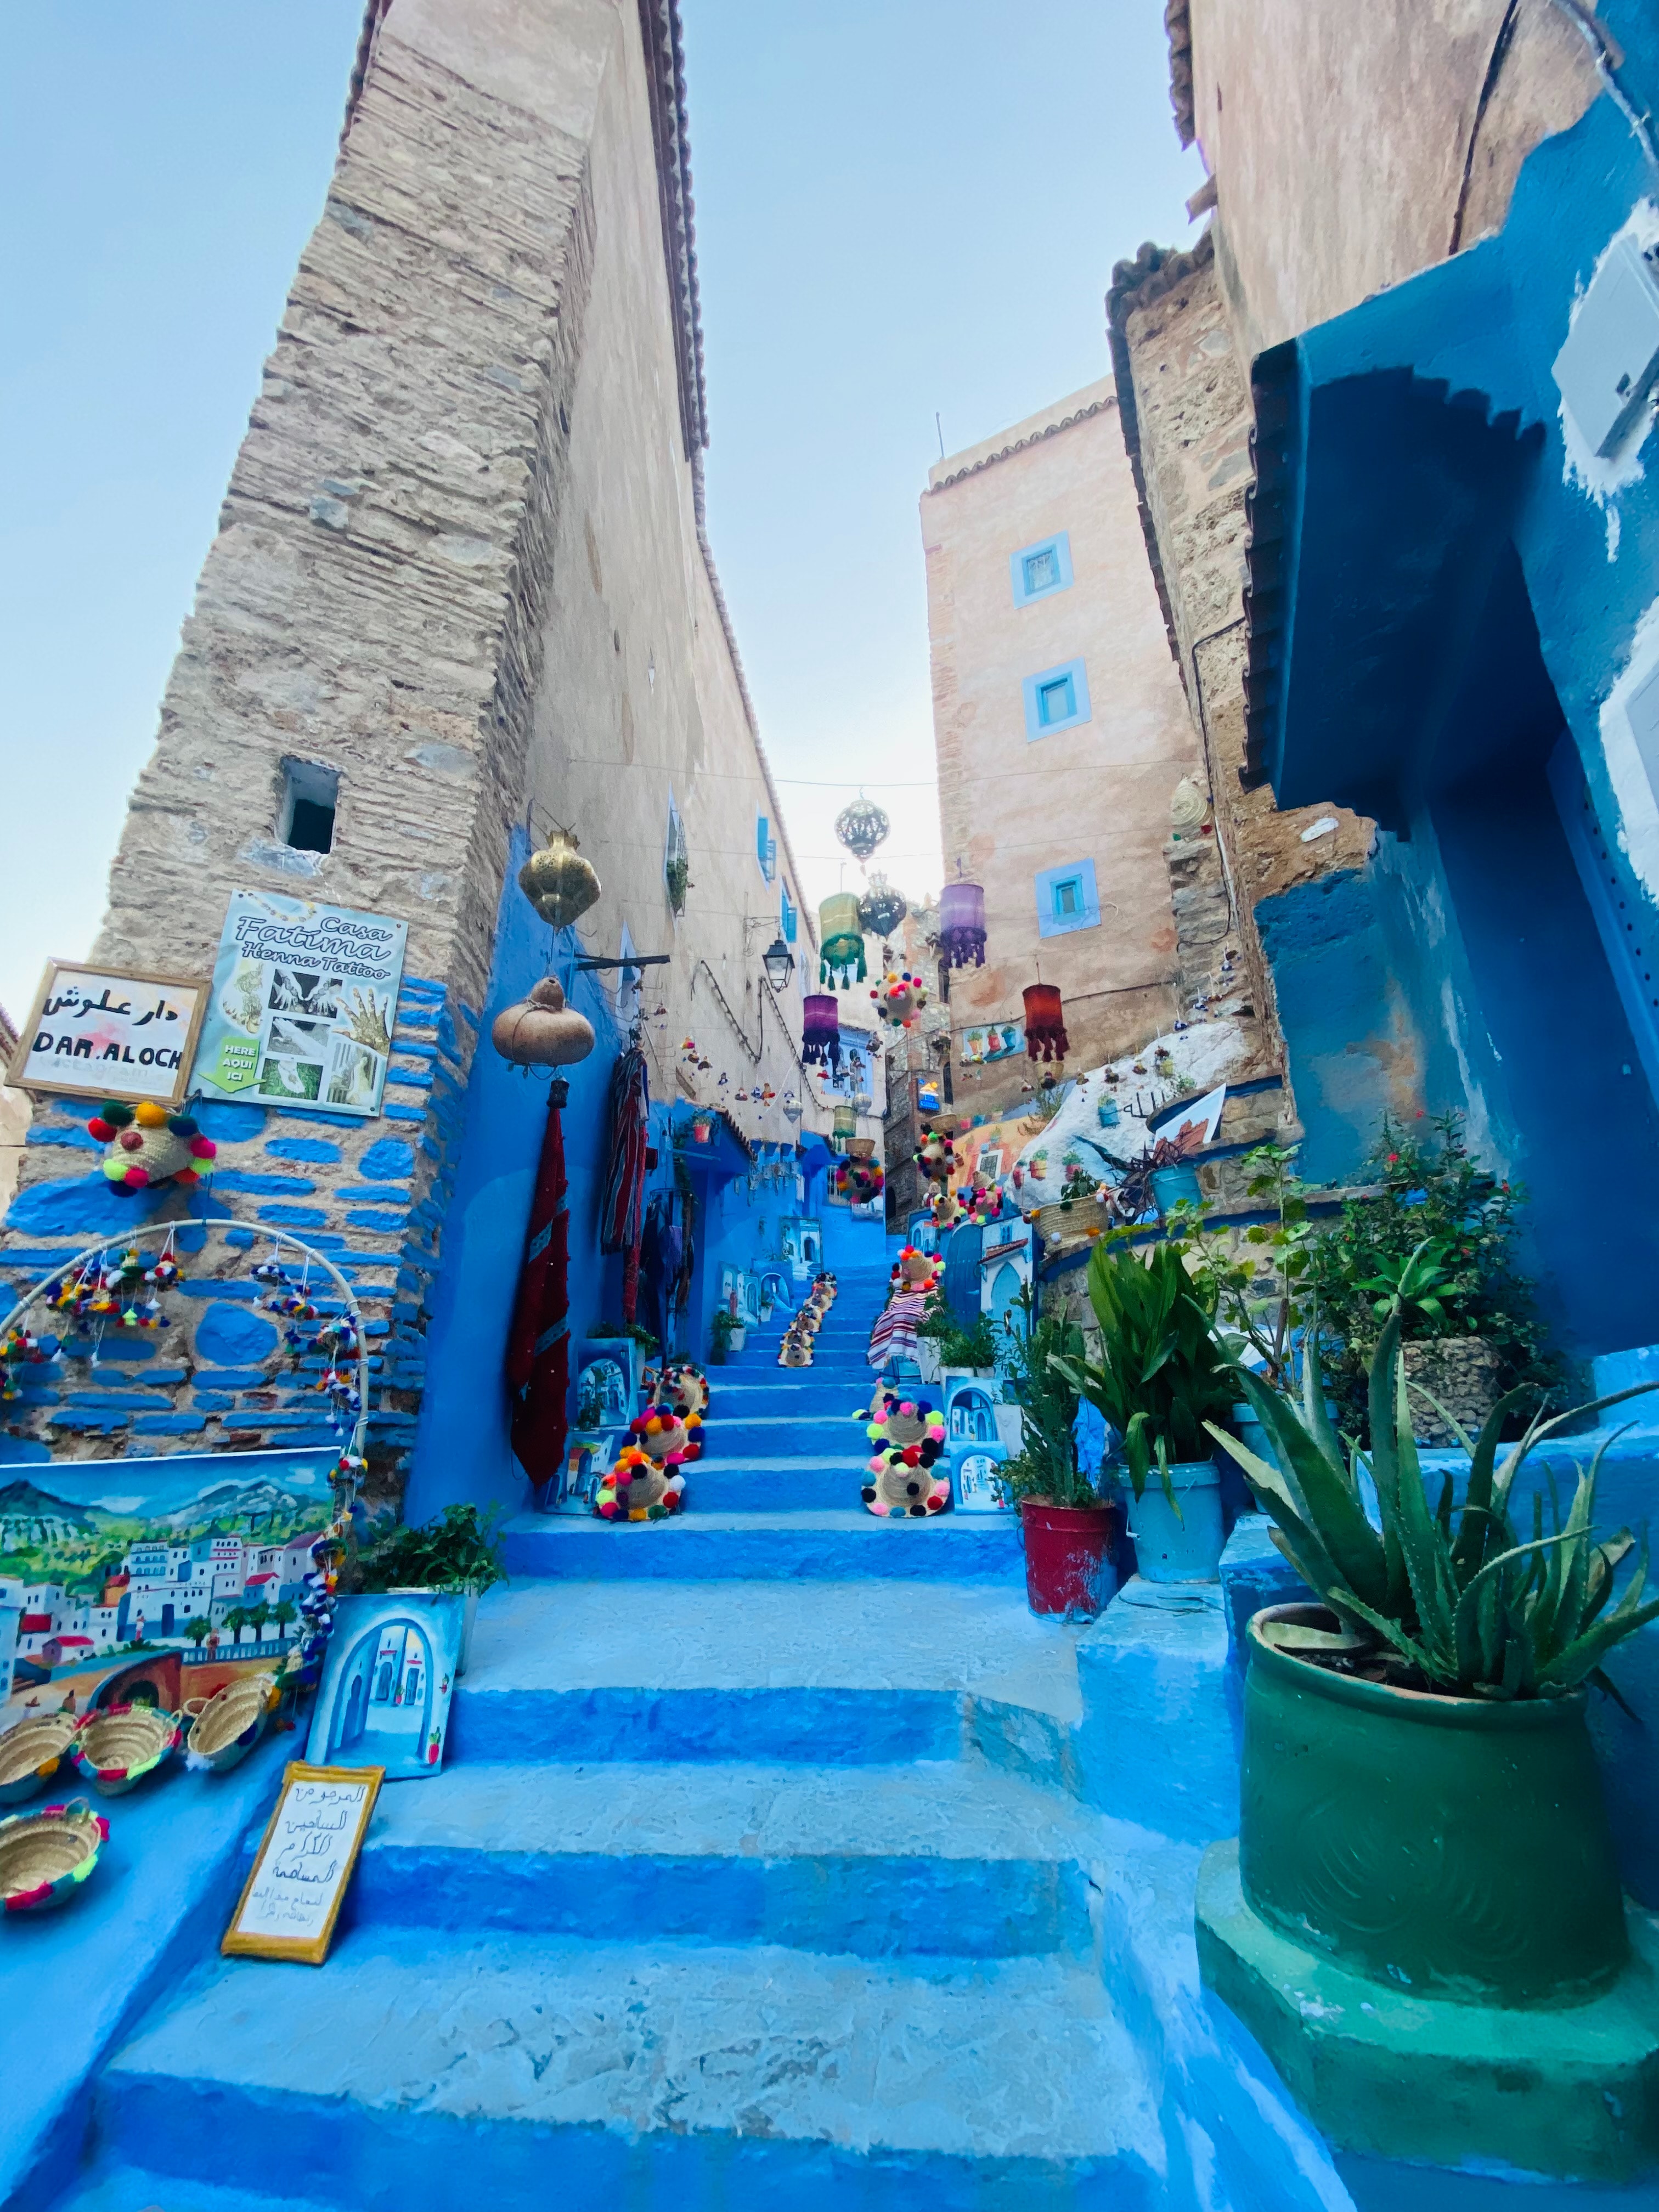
[1240,1604,1628,2007]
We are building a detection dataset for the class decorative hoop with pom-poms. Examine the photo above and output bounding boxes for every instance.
[89,1098,216,1194]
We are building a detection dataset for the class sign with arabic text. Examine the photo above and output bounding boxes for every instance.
[193,890,408,1118]
[8,962,207,1106]
[222,1762,383,1966]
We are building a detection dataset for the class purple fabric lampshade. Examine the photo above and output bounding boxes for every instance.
[939,880,987,969]
[802,994,842,1074]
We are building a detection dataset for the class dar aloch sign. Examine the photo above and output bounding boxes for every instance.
[8,963,207,1107]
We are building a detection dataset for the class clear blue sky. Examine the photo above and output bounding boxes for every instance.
[0,2,1201,1023]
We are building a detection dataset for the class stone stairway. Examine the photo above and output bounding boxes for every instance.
[46,1259,1336,2212]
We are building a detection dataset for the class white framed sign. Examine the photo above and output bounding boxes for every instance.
[7,962,207,1106]
[222,1760,383,1965]
[192,890,408,1117]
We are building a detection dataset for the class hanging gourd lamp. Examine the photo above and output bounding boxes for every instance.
[492,978,596,1068]
[1023,983,1069,1064]
[938,879,987,970]
[832,1101,858,1152]
[859,872,906,940]
[518,827,601,930]
[818,891,867,986]
[802,993,842,1075]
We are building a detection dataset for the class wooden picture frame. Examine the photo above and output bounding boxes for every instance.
[221,1760,383,1966]
[7,960,208,1108]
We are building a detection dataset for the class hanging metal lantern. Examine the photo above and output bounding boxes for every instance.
[938,879,987,970]
[818,891,867,986]
[802,994,842,1075]
[1023,983,1069,1064]
[519,828,601,930]
[859,872,906,939]
[831,1101,857,1152]
[834,797,890,866]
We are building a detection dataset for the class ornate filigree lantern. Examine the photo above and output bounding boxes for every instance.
[519,828,601,931]
[834,797,890,866]
[859,873,906,940]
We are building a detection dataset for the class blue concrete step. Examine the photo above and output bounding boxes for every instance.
[92,1932,1163,2211]
[55,2172,332,2212]
[684,1457,861,1511]
[704,1415,871,1460]
[350,1757,1101,1958]
[501,1508,1022,1581]
[449,1579,1080,1769]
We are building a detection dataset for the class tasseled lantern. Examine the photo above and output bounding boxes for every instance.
[1023,983,1069,1064]
[818,892,867,986]
[938,879,987,970]
[519,828,601,931]
[802,994,842,1076]
[831,1102,858,1153]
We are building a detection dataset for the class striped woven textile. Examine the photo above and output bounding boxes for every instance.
[867,1287,929,1371]
[507,1092,570,1487]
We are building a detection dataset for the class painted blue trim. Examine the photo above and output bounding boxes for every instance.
[1034,858,1100,939]
[1549,732,1659,1111]
[1009,531,1073,606]
[780,883,797,944]
[1022,658,1091,740]
[756,815,776,883]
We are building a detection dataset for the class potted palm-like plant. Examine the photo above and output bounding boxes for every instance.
[1054,1234,1236,1582]
[1205,1293,1659,2041]
[999,1290,1120,1620]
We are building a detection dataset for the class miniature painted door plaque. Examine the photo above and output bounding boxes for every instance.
[304,1590,462,1779]
[222,1760,382,1965]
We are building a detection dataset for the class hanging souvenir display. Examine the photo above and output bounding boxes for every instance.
[817,894,867,988]
[833,1142,884,1205]
[834,796,890,867]
[800,995,842,1076]
[860,1391,951,1517]
[490,978,595,1070]
[937,879,988,972]
[871,969,927,1030]
[507,1078,573,1486]
[48,1233,183,1336]
[600,1042,651,1324]
[859,873,907,940]
[518,827,601,930]
[88,1099,216,1194]
[0,1327,52,1403]
[1022,983,1070,1064]
[916,1123,955,1184]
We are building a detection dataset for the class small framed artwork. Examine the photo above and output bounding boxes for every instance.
[8,961,208,1107]
[222,1760,383,1966]
[952,1447,1013,1514]
[305,1590,464,1780]
[551,1433,619,1515]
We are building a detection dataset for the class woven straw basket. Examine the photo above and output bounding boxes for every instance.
[0,1799,109,1914]
[0,1713,81,1808]
[184,1674,279,1775]
[71,1705,182,1796]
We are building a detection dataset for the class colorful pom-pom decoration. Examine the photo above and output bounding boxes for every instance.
[88,1097,215,1194]
[860,1390,950,1517]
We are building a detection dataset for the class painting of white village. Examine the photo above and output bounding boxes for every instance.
[0,1452,334,1726]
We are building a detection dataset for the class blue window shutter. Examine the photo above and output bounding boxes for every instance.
[1023,658,1091,740]
[1009,532,1074,606]
[781,886,797,943]
[1035,857,1100,938]
[756,815,769,867]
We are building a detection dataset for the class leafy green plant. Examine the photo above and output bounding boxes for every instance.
[1211,1313,1659,1701]
[997,1286,1097,1508]
[1053,1234,1234,1500]
[590,1320,659,1351]
[1356,1237,1457,1327]
[915,1286,998,1369]
[1176,1143,1315,1390]
[1308,1113,1555,1438]
[356,1502,507,1596]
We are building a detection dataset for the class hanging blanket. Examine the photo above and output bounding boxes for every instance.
[601,1043,651,1322]
[507,1090,570,1487]
[867,1286,930,1371]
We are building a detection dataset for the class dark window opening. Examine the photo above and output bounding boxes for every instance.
[280,760,338,854]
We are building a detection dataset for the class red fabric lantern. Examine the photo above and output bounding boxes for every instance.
[938,880,987,970]
[802,994,842,1076]
[1023,983,1069,1064]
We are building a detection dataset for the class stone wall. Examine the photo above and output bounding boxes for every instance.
[0,0,817,1504]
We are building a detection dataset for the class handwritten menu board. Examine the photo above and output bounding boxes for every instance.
[223,1762,383,1965]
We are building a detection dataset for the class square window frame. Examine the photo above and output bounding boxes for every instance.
[1023,658,1092,741]
[1009,531,1074,607]
[1034,857,1101,939]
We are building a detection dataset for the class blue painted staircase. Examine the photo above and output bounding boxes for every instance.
[41,1260,1340,2212]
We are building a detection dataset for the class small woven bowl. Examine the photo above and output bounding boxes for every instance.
[0,1799,109,1914]
[0,1713,81,1807]
[71,1705,182,1797]
[183,1674,279,1776]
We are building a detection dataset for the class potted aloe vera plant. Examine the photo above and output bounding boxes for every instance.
[1209,1291,1659,2017]
[1054,1234,1235,1582]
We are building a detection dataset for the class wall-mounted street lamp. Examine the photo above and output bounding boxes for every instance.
[760,935,796,991]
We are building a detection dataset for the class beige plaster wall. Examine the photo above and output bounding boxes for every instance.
[1186,0,1600,357]
[922,383,1199,1120]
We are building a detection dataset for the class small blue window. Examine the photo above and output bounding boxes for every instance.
[1010,532,1073,606]
[780,884,798,943]
[1023,658,1091,740]
[1035,858,1100,939]
[756,815,776,883]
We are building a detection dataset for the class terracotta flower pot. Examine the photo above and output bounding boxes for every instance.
[1019,1498,1121,1621]
[1240,1604,1628,2005]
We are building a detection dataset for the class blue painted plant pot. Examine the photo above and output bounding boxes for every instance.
[1150,1164,1203,1212]
[1127,1460,1226,1582]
